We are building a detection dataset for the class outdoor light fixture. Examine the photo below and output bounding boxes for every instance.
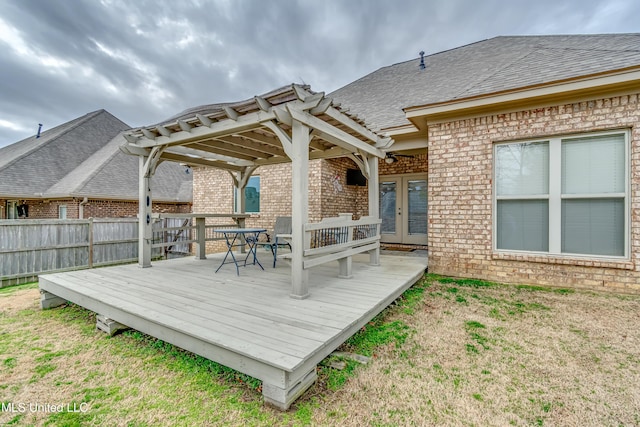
[384,152,416,164]
[384,153,397,164]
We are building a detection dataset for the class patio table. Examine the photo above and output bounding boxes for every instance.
[214,228,267,275]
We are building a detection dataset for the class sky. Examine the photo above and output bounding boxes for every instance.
[0,0,639,148]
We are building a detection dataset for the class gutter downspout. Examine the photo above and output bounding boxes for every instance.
[79,197,89,219]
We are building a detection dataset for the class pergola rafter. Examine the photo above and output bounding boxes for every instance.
[121,84,393,298]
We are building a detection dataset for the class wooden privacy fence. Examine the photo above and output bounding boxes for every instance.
[0,214,247,287]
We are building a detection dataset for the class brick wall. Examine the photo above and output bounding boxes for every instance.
[427,93,640,293]
[2,198,190,219]
[319,158,369,220]
[193,153,430,253]
[379,152,428,176]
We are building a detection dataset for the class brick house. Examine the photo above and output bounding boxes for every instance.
[0,110,192,219]
[192,34,640,293]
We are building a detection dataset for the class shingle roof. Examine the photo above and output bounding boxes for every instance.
[330,34,640,131]
[45,133,192,202]
[0,110,129,197]
[0,110,192,202]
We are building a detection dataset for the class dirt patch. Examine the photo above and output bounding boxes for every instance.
[0,288,40,314]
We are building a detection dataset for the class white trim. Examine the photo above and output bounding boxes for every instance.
[407,67,640,124]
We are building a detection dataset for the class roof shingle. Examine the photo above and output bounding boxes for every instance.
[330,34,640,131]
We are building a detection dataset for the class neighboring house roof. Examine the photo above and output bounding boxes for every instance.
[330,34,640,132]
[45,133,193,202]
[0,110,192,202]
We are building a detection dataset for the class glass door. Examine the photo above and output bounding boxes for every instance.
[380,178,402,243]
[379,175,428,245]
[404,178,428,244]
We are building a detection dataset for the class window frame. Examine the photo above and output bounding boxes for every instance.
[58,205,67,219]
[493,129,630,260]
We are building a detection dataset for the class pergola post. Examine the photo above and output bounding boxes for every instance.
[235,176,246,214]
[229,166,258,254]
[138,155,153,268]
[367,155,380,266]
[290,119,310,299]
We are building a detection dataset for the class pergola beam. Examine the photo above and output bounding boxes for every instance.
[216,135,287,157]
[189,141,258,162]
[322,106,383,145]
[200,138,274,160]
[166,145,251,164]
[130,110,278,149]
[160,152,245,171]
[255,96,272,112]
[236,130,282,148]
[288,107,384,158]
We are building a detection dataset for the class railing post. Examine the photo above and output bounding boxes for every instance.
[367,155,381,266]
[369,222,381,266]
[195,216,207,260]
[338,213,353,278]
[88,217,94,269]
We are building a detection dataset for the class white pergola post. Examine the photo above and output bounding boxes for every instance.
[235,177,246,214]
[138,155,153,267]
[367,155,380,266]
[229,166,258,254]
[290,119,310,299]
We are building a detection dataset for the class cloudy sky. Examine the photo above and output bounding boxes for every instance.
[1,0,639,148]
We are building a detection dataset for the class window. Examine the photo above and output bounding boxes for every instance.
[58,205,67,219]
[6,201,18,219]
[494,131,628,258]
[234,176,260,213]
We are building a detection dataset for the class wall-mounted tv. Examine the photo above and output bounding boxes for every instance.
[346,169,367,186]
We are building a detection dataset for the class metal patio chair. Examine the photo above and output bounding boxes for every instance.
[264,216,292,267]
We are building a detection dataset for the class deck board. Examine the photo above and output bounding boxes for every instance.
[39,251,427,405]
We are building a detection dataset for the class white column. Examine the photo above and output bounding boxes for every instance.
[367,155,380,266]
[138,155,153,267]
[290,120,310,299]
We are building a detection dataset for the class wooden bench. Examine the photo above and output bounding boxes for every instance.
[302,214,381,278]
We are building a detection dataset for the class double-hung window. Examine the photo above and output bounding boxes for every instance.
[494,130,628,258]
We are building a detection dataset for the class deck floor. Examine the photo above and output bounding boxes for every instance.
[39,250,428,408]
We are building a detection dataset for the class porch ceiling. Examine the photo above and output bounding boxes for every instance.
[120,84,394,171]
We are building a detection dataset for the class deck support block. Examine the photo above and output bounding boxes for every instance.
[96,314,129,336]
[40,290,66,309]
[262,368,317,411]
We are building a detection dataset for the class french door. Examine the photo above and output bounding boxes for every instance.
[379,174,428,245]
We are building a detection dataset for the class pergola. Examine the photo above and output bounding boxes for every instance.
[121,84,394,299]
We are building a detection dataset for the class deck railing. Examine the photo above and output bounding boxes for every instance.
[153,213,250,259]
[302,213,381,275]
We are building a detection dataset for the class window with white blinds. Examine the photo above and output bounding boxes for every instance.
[495,131,628,257]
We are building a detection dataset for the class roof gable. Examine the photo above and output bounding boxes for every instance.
[0,110,130,197]
[46,133,192,202]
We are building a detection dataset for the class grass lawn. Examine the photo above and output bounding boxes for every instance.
[1,276,639,426]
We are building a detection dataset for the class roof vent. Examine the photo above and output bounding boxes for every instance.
[36,123,43,138]
[419,51,425,70]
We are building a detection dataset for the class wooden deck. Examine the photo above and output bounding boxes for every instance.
[38,250,427,409]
